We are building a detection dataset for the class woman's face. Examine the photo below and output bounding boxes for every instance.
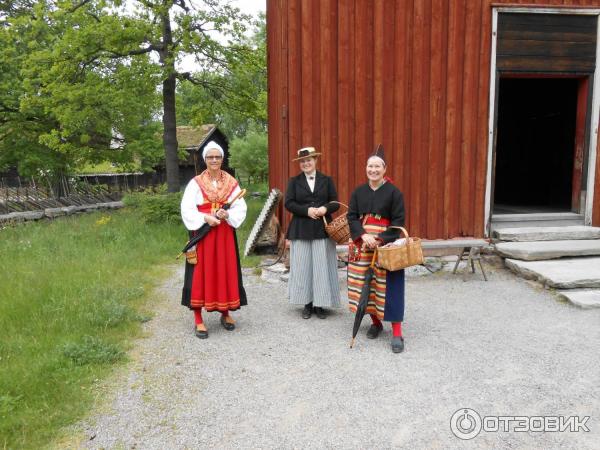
[299,157,316,174]
[205,148,223,171]
[366,157,386,184]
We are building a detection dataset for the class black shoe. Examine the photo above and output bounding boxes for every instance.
[314,307,326,319]
[366,324,383,339]
[302,304,313,319]
[194,325,208,339]
[391,336,405,353]
[220,315,235,331]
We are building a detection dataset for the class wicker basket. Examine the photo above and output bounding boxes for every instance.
[376,226,423,271]
[323,201,351,244]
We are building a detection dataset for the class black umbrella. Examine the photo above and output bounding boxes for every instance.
[350,250,378,348]
[177,188,247,258]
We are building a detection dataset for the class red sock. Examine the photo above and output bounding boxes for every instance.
[193,309,203,325]
[392,322,402,337]
[370,314,382,328]
[221,310,229,317]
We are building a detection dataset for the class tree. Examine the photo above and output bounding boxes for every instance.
[176,13,267,139]
[1,1,162,179]
[2,1,254,192]
[0,1,63,177]
[99,0,253,191]
[229,129,267,184]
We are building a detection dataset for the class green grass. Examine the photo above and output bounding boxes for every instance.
[0,209,183,449]
[0,187,268,448]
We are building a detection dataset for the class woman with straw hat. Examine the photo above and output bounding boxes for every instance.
[285,146,341,319]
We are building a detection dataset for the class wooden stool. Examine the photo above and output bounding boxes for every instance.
[452,246,488,281]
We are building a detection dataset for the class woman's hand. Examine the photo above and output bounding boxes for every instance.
[215,208,229,220]
[205,215,221,227]
[315,206,327,217]
[361,233,378,250]
[307,207,319,219]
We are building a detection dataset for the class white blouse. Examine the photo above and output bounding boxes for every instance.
[305,171,316,192]
[180,179,247,231]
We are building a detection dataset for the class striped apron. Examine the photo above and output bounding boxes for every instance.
[347,217,405,322]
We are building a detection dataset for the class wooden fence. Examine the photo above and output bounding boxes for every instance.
[0,173,161,214]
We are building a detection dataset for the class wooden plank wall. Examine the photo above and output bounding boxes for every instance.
[497,13,597,72]
[266,0,286,211]
[267,0,600,237]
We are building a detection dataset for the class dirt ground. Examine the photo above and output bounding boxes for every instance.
[72,258,600,449]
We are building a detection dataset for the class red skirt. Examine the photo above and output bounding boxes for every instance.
[190,221,241,311]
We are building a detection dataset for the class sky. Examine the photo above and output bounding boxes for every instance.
[232,0,266,18]
[178,0,266,72]
[118,0,265,72]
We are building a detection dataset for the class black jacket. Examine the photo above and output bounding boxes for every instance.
[348,182,405,244]
[285,171,340,240]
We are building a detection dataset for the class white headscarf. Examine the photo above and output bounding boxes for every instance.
[202,141,224,161]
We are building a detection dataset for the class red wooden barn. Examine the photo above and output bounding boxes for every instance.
[266,0,600,239]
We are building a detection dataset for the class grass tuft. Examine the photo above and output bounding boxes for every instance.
[62,336,125,366]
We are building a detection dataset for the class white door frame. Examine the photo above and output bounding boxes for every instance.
[484,7,600,236]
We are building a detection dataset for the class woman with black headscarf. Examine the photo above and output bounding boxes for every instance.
[347,146,407,353]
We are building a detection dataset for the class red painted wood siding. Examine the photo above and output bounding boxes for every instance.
[267,0,600,237]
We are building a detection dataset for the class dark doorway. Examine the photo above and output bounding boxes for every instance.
[493,78,578,214]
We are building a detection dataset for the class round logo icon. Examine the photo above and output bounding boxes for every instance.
[450,408,482,440]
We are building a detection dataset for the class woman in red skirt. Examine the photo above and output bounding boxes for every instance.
[180,141,247,339]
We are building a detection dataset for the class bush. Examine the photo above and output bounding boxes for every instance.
[123,190,182,223]
[229,131,268,184]
[139,193,182,223]
[122,191,144,208]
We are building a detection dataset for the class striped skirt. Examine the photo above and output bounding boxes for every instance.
[288,238,341,308]
[347,223,405,322]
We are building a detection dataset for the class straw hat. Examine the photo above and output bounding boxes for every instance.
[293,146,321,161]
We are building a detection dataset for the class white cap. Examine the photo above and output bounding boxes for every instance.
[202,141,224,161]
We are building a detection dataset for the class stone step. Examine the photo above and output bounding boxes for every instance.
[556,289,600,309]
[493,226,600,242]
[505,257,600,289]
[490,213,584,234]
[260,262,289,284]
[495,240,600,261]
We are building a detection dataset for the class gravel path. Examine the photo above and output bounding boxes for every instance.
[75,258,600,449]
